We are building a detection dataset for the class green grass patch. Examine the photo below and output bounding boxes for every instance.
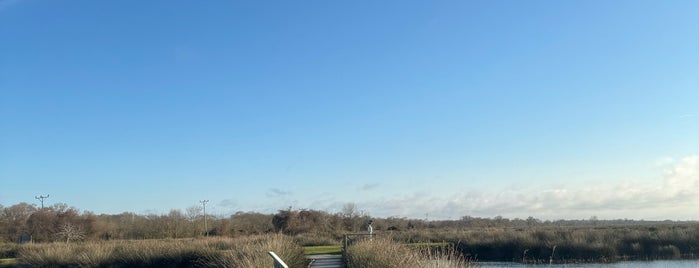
[0,258,17,268]
[304,245,342,255]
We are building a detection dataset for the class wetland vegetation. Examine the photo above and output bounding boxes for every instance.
[1,202,698,267]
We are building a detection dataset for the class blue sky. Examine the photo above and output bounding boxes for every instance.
[1,0,698,220]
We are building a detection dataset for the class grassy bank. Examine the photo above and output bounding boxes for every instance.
[5,234,307,267]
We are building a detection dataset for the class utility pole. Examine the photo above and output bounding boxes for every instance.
[199,200,209,236]
[35,194,49,209]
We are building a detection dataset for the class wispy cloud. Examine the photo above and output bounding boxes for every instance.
[350,156,699,220]
[266,188,292,198]
[218,199,237,208]
[359,183,380,191]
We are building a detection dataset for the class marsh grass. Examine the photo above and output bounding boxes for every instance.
[0,243,18,259]
[15,234,307,267]
[208,234,307,268]
[346,237,475,268]
[386,224,699,263]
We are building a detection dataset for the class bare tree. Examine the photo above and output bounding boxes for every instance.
[186,205,202,221]
[342,203,358,218]
[55,223,85,243]
[341,203,364,232]
[166,209,186,238]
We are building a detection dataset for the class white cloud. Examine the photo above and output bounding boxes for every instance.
[345,156,699,220]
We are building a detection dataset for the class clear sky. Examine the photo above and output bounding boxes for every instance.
[1,0,698,220]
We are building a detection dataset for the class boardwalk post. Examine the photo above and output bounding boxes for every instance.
[268,251,289,268]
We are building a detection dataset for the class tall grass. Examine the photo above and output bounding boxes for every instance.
[207,234,307,268]
[345,237,475,268]
[385,224,699,263]
[15,234,307,267]
[0,243,19,259]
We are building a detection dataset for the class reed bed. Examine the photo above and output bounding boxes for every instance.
[345,237,475,268]
[14,234,307,267]
[386,224,699,263]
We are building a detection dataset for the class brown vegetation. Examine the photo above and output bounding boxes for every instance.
[3,201,699,265]
[11,234,306,267]
[386,224,699,263]
[346,236,474,268]
[0,203,365,244]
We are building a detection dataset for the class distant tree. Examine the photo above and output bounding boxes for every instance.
[272,209,293,233]
[230,212,274,235]
[55,222,85,243]
[0,202,36,242]
[50,203,69,213]
[341,203,358,218]
[186,206,202,221]
[526,216,541,227]
[341,203,362,232]
[26,209,56,242]
[166,209,187,238]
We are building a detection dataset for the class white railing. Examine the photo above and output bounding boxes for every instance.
[268,251,289,268]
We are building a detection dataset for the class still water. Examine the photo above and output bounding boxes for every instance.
[477,260,699,268]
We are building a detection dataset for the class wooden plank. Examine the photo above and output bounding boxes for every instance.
[308,254,345,268]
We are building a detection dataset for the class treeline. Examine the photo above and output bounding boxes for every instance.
[3,202,699,263]
[1,202,696,245]
[0,202,375,243]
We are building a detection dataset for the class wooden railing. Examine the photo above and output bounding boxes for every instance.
[343,233,375,252]
[268,251,289,268]
[342,233,375,266]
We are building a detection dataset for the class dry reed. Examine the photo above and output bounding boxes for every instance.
[15,234,307,267]
[345,237,475,268]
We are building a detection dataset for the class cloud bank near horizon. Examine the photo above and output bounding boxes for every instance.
[336,156,699,220]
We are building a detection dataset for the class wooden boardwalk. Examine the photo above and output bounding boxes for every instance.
[307,254,345,268]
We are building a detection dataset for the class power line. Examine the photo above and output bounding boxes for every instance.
[199,200,209,237]
[35,194,49,209]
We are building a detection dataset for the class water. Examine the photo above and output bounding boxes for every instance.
[477,260,699,268]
